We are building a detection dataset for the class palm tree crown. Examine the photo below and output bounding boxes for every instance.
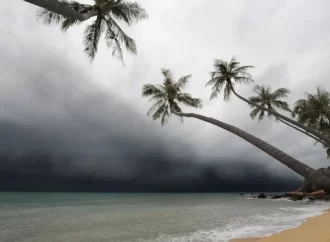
[206,56,254,100]
[249,85,291,120]
[37,0,148,61]
[293,87,330,130]
[142,69,202,126]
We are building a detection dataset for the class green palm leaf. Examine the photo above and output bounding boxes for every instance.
[248,84,291,120]
[84,15,104,61]
[207,56,254,101]
[142,69,201,126]
[34,0,147,62]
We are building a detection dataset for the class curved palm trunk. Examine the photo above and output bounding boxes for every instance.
[24,0,98,21]
[277,118,327,146]
[172,110,330,191]
[229,85,330,145]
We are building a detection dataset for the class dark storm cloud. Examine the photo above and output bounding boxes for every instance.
[0,14,302,192]
[4,0,329,192]
[0,47,301,191]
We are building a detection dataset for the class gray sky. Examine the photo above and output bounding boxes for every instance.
[0,0,330,190]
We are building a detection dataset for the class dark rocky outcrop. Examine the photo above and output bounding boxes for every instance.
[303,167,330,193]
[271,195,284,199]
[290,196,303,201]
[257,193,267,199]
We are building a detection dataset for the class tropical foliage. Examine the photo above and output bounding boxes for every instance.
[205,56,254,100]
[206,56,330,146]
[249,85,291,120]
[142,69,202,126]
[142,70,330,191]
[293,87,330,131]
[36,0,147,61]
[293,87,330,156]
[22,2,330,191]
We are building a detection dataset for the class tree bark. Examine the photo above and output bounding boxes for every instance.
[172,110,330,191]
[229,85,330,145]
[24,0,98,21]
[277,118,327,146]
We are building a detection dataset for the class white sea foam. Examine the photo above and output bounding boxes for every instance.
[149,203,329,242]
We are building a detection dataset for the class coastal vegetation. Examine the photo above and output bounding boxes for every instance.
[26,0,147,61]
[25,0,330,196]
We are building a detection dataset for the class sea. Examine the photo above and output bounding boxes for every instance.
[0,192,328,242]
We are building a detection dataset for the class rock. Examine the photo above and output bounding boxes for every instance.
[302,167,330,193]
[257,193,267,199]
[271,195,284,199]
[308,196,316,201]
[290,196,303,201]
[322,195,330,201]
[240,193,244,196]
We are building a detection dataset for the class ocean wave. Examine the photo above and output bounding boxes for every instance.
[145,204,329,242]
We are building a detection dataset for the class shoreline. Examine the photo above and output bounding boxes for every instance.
[230,209,330,242]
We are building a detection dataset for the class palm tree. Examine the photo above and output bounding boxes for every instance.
[249,85,327,146]
[293,87,330,148]
[206,56,330,145]
[33,0,147,61]
[24,0,97,21]
[143,70,330,191]
[249,85,291,120]
[293,87,330,130]
[142,69,202,126]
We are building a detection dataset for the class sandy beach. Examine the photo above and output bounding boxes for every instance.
[231,209,330,242]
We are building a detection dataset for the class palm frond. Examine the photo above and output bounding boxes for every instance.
[205,76,218,87]
[160,106,170,126]
[61,17,80,30]
[271,100,291,113]
[110,1,148,25]
[250,108,261,120]
[177,93,202,108]
[223,83,232,101]
[253,84,262,94]
[146,99,164,116]
[84,14,104,61]
[161,69,174,83]
[175,75,191,91]
[259,110,265,121]
[213,59,227,70]
[233,75,253,83]
[234,65,254,73]
[152,103,167,120]
[249,96,262,104]
[142,84,163,97]
[102,16,137,62]
[272,88,290,99]
[148,93,166,102]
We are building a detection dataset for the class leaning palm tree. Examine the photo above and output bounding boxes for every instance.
[249,85,326,146]
[33,0,147,61]
[293,87,330,130]
[143,69,330,191]
[249,85,291,121]
[293,87,330,148]
[142,69,202,126]
[206,56,330,145]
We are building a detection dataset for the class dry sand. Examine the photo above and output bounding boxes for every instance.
[231,209,330,242]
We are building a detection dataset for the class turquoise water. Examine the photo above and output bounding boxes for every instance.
[0,192,328,241]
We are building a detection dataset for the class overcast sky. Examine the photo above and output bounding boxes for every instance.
[0,0,329,191]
